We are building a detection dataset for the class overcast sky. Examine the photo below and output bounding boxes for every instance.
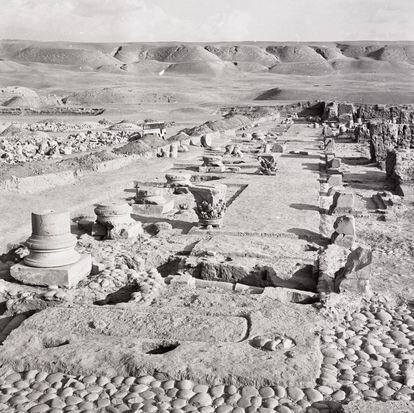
[0,0,413,42]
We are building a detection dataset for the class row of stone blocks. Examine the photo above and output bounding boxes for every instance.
[318,133,371,295]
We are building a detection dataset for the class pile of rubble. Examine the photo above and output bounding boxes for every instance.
[0,130,136,164]
[24,121,101,133]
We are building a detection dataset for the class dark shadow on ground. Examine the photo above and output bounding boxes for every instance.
[290,203,320,212]
[95,285,133,306]
[0,310,35,344]
[271,264,318,292]
[282,154,320,160]
[341,157,371,166]
[301,162,320,172]
[287,228,327,246]
[344,168,386,191]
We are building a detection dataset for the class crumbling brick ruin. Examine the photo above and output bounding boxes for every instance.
[369,121,414,165]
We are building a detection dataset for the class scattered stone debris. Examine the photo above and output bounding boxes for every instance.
[0,128,136,164]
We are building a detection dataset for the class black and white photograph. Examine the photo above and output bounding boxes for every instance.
[0,1,413,412]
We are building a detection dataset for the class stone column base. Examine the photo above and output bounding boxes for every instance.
[10,254,92,288]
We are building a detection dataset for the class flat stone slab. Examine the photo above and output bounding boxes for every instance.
[15,306,248,343]
[10,254,92,288]
[1,289,325,387]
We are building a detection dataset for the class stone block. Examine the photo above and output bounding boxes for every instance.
[327,170,343,177]
[322,125,333,137]
[169,143,179,158]
[333,215,355,235]
[234,283,263,294]
[262,287,317,303]
[317,244,350,293]
[195,279,235,291]
[132,200,174,215]
[331,192,354,214]
[201,131,220,147]
[323,101,339,121]
[10,254,92,288]
[272,143,286,153]
[324,138,335,154]
[224,129,236,137]
[334,246,372,294]
[165,172,192,188]
[329,158,341,169]
[319,198,333,219]
[327,174,343,187]
[225,144,235,155]
[110,222,143,239]
[331,233,355,249]
[169,273,196,288]
[190,136,201,146]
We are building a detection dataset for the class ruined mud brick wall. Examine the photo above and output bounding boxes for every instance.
[295,101,414,124]
[368,121,414,164]
[295,101,355,123]
[386,149,414,189]
[357,104,414,123]
[322,102,354,122]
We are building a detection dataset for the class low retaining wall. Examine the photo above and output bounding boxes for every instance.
[0,138,193,194]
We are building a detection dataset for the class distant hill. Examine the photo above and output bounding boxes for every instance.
[0,40,413,76]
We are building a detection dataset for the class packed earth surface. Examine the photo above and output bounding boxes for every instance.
[0,40,413,413]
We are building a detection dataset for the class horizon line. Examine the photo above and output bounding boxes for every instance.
[1,38,414,44]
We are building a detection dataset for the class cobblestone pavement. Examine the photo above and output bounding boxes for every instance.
[0,300,412,413]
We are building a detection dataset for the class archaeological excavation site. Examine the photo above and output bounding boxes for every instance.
[0,24,413,413]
